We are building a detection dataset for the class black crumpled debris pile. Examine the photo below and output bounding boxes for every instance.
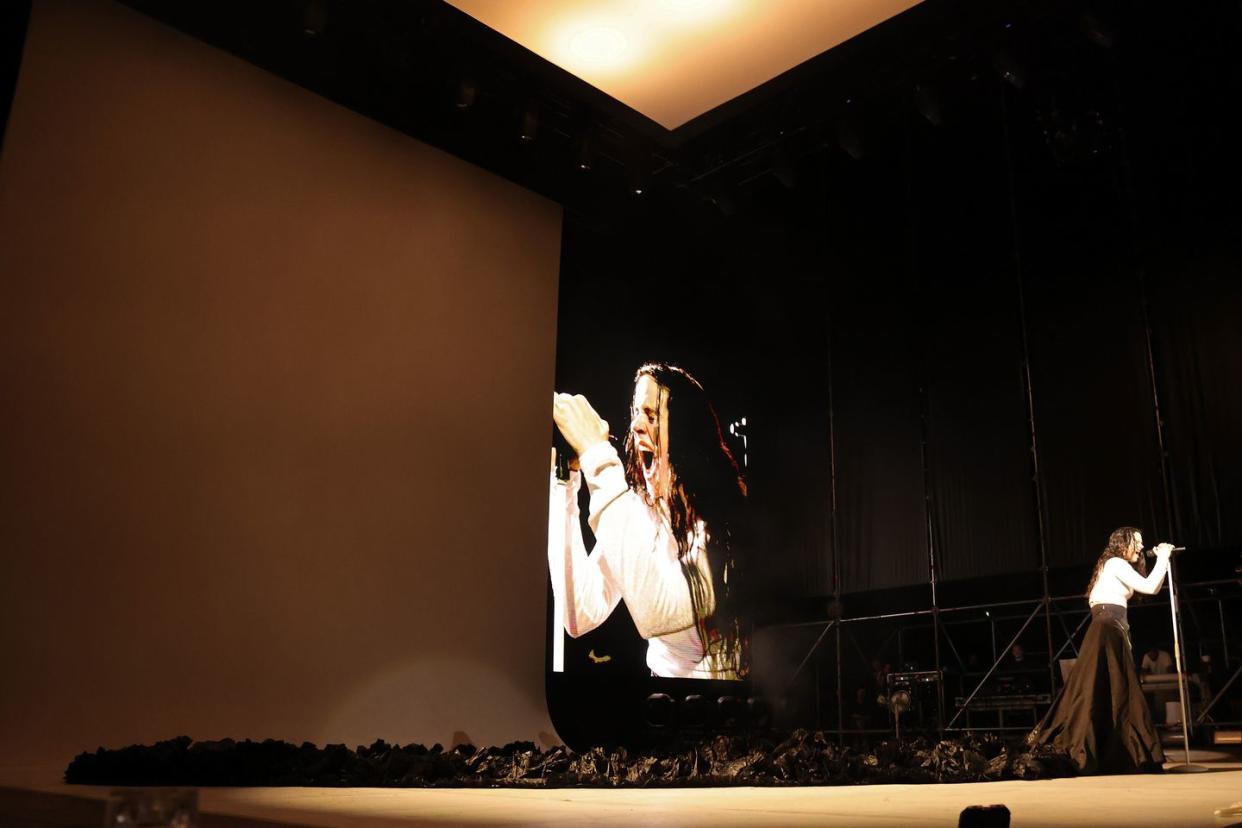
[64,730,1077,788]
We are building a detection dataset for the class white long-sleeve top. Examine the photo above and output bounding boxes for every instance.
[548,441,719,678]
[1088,555,1169,607]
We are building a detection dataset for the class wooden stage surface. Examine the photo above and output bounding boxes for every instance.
[3,749,1240,827]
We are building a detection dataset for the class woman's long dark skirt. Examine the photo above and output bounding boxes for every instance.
[1027,603,1165,774]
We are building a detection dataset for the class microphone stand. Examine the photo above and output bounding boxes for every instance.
[1164,553,1207,772]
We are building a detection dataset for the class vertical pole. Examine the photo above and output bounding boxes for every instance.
[999,79,1057,697]
[814,649,822,731]
[821,159,845,743]
[1136,272,1175,539]
[1109,66,1198,762]
[919,387,945,736]
[1221,599,1230,667]
[905,92,944,736]
[834,621,843,738]
[1167,559,1195,764]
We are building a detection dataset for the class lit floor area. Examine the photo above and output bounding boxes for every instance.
[3,750,1240,828]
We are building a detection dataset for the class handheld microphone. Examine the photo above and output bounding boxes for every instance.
[1144,545,1187,558]
[552,426,573,481]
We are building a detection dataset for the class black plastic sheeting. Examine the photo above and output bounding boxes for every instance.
[65,731,1078,788]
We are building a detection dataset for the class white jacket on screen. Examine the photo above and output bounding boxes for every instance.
[548,441,718,678]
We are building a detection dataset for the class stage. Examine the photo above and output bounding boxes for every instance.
[3,750,1240,828]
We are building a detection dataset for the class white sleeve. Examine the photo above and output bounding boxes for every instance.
[580,442,701,640]
[580,441,629,536]
[1108,555,1169,596]
[547,467,621,637]
[602,530,705,639]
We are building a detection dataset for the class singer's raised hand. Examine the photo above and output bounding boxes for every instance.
[1154,542,1174,558]
[553,392,610,457]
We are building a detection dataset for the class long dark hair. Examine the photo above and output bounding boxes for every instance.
[622,363,749,675]
[1086,526,1147,596]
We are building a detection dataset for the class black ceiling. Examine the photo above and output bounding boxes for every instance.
[111,0,1241,227]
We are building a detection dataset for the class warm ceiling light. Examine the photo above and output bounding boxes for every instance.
[448,0,922,129]
[656,0,733,23]
[567,24,632,71]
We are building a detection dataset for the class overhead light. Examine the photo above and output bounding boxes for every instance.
[628,149,652,196]
[575,133,596,172]
[454,78,477,110]
[566,24,632,72]
[665,0,713,11]
[301,0,327,37]
[550,2,739,77]
[993,51,1027,90]
[519,102,539,141]
[656,0,735,24]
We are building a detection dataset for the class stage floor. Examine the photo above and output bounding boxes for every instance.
[3,750,1240,828]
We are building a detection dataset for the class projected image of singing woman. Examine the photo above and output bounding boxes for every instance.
[1027,527,1173,773]
[548,363,748,679]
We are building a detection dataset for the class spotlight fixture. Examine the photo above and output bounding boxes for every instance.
[992,51,1026,90]
[575,132,596,172]
[454,78,477,110]
[627,149,651,196]
[629,169,649,196]
[518,102,539,142]
[728,417,749,466]
[301,0,327,37]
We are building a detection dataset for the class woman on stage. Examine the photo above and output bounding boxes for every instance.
[1027,527,1173,773]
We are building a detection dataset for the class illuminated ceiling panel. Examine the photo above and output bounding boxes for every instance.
[445,0,923,130]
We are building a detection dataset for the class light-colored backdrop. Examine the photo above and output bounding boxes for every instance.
[0,0,561,765]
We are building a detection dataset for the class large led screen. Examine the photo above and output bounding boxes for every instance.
[542,222,803,686]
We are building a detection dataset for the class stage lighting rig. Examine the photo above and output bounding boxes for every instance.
[518,101,539,141]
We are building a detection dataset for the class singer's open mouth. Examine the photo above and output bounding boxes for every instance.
[641,450,654,472]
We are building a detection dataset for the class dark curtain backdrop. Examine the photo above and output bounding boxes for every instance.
[824,119,929,595]
[1151,247,1242,551]
[1130,17,1242,552]
[1006,75,1167,568]
[744,223,836,599]
[913,91,1040,583]
[557,5,1242,604]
